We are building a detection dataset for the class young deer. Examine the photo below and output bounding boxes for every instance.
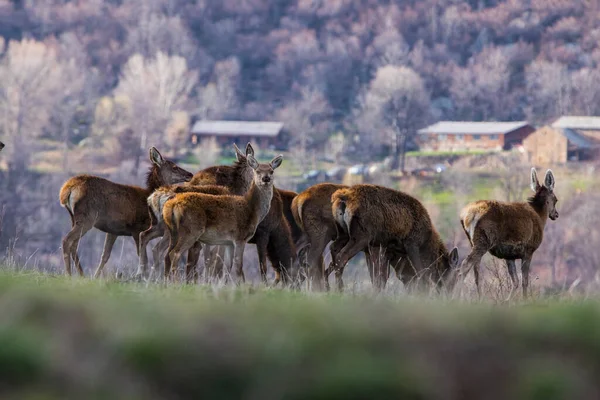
[162,154,283,283]
[59,147,193,277]
[291,183,352,289]
[137,143,254,277]
[329,184,459,291]
[460,168,558,297]
[146,184,231,281]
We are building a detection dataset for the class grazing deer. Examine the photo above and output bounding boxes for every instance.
[137,143,254,277]
[291,183,355,289]
[459,168,558,297]
[59,147,193,277]
[329,184,459,291]
[162,154,283,283]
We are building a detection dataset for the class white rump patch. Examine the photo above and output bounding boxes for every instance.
[461,208,482,241]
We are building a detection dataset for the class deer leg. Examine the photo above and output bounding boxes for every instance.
[222,245,234,284]
[202,244,213,281]
[62,221,92,276]
[506,259,519,290]
[185,241,203,284]
[326,233,349,291]
[306,234,329,291]
[138,223,163,277]
[459,246,488,298]
[233,241,246,284]
[151,232,170,279]
[93,233,118,279]
[521,255,533,298]
[333,236,369,282]
[255,234,270,285]
[214,246,227,280]
[167,234,196,283]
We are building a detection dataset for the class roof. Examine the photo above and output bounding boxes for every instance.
[191,120,284,137]
[561,128,600,149]
[418,121,531,135]
[552,116,600,130]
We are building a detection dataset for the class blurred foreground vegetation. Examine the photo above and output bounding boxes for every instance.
[1,271,600,399]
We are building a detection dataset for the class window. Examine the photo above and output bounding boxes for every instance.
[438,134,447,140]
[473,135,481,140]
[489,134,498,140]
[456,134,464,140]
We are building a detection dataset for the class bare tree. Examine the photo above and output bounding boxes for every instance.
[277,87,330,172]
[451,47,511,121]
[196,57,240,120]
[525,59,571,124]
[0,39,66,170]
[115,51,198,172]
[356,65,430,171]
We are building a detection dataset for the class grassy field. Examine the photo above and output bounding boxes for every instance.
[0,270,600,399]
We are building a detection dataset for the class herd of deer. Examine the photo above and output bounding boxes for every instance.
[8,140,554,298]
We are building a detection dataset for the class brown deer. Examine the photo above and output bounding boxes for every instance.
[162,154,283,283]
[291,183,355,289]
[146,184,231,281]
[459,168,558,297]
[329,184,459,291]
[59,147,193,277]
[247,188,299,285]
[137,143,254,277]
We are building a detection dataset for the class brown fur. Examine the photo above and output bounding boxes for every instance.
[291,183,350,289]
[459,168,558,297]
[162,154,283,283]
[246,188,298,285]
[137,143,254,278]
[59,147,193,277]
[329,184,459,291]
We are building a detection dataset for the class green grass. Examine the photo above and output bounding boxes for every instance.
[0,270,600,398]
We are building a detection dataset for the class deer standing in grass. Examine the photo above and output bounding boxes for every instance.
[291,183,366,290]
[162,154,283,283]
[460,168,558,297]
[329,184,459,291]
[137,143,254,278]
[59,147,193,277]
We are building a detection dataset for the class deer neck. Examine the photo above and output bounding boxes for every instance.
[527,194,550,227]
[246,181,273,224]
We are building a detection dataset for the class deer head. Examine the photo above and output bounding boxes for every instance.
[530,168,558,221]
[247,154,283,187]
[439,247,460,287]
[149,147,193,185]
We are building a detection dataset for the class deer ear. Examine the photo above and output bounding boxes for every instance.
[245,142,255,157]
[149,147,164,166]
[233,143,246,162]
[530,168,540,192]
[270,155,283,170]
[449,247,459,268]
[247,154,259,170]
[544,169,555,191]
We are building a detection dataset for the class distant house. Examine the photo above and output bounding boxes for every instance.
[190,120,284,148]
[417,121,535,152]
[523,116,600,164]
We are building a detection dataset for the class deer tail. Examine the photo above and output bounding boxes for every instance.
[291,196,305,232]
